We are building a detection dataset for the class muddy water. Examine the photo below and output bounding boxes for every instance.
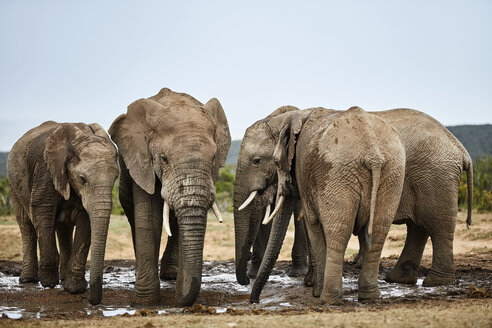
[0,259,488,319]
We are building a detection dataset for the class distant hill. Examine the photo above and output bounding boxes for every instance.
[447,124,492,161]
[1,125,490,175]
[225,140,241,165]
[225,124,492,165]
[0,152,7,176]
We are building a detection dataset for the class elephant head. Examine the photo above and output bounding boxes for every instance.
[233,105,302,285]
[44,123,118,304]
[109,88,230,306]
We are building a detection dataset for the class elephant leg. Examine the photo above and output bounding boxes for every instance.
[63,211,90,294]
[248,221,271,278]
[320,204,355,305]
[304,222,315,287]
[288,205,309,277]
[385,222,428,284]
[303,205,325,298]
[13,194,38,283]
[33,206,59,288]
[358,221,392,301]
[132,182,162,305]
[56,224,73,282]
[160,211,179,280]
[423,223,456,286]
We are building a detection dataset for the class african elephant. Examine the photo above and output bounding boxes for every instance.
[7,121,118,305]
[108,88,231,306]
[234,106,312,286]
[261,106,406,304]
[249,106,473,303]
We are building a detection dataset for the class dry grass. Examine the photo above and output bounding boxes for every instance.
[0,211,491,262]
[1,299,490,328]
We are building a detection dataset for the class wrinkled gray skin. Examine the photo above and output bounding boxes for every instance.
[109,88,231,306]
[234,106,311,286]
[7,122,118,305]
[265,107,406,304]
[249,106,473,303]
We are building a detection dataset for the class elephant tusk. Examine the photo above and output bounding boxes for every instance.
[163,201,172,237]
[263,204,271,224]
[238,190,258,211]
[263,196,285,225]
[212,202,223,223]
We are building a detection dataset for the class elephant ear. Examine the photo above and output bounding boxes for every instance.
[44,124,84,200]
[273,112,308,174]
[109,99,161,195]
[204,98,231,182]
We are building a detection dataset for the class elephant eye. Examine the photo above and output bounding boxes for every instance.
[252,157,262,166]
[79,175,87,185]
[160,155,168,164]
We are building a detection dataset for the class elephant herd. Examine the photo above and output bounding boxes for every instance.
[6,88,473,307]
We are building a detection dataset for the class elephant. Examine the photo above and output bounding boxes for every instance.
[242,106,473,303]
[234,105,312,286]
[108,88,231,306]
[260,106,406,304]
[7,121,118,305]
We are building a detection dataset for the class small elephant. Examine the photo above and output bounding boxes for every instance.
[249,106,473,302]
[7,121,118,305]
[234,105,311,285]
[109,88,231,306]
[257,106,406,304]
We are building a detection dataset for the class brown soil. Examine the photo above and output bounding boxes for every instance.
[0,212,490,327]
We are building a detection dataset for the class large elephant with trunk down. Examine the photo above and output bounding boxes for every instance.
[109,88,230,306]
[234,106,314,286]
[261,107,406,304]
[242,106,473,303]
[7,121,118,305]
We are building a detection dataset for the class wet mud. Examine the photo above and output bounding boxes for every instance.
[0,253,490,320]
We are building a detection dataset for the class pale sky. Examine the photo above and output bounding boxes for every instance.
[1,1,491,151]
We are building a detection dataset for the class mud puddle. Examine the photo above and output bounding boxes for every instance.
[0,256,490,319]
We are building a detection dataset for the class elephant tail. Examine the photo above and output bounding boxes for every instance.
[464,157,473,228]
[366,162,382,251]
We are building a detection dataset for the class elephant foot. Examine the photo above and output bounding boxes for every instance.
[63,276,87,294]
[422,270,455,287]
[135,286,162,306]
[247,264,259,279]
[384,260,419,285]
[358,286,380,302]
[287,263,309,277]
[39,269,59,288]
[160,266,178,281]
[19,275,38,284]
[304,266,314,287]
[320,290,343,305]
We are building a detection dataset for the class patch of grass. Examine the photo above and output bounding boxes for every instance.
[469,247,491,253]
[466,231,492,240]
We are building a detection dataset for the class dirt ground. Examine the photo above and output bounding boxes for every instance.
[0,211,490,327]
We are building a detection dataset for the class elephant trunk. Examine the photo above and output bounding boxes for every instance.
[250,196,295,303]
[169,163,213,307]
[174,197,208,307]
[233,164,259,285]
[87,189,112,305]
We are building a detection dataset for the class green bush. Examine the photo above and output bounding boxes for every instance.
[112,177,125,215]
[215,164,236,212]
[458,155,492,212]
[0,176,12,215]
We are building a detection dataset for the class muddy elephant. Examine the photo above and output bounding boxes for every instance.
[260,107,406,304]
[234,105,311,286]
[248,106,473,302]
[109,88,231,306]
[7,121,118,305]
